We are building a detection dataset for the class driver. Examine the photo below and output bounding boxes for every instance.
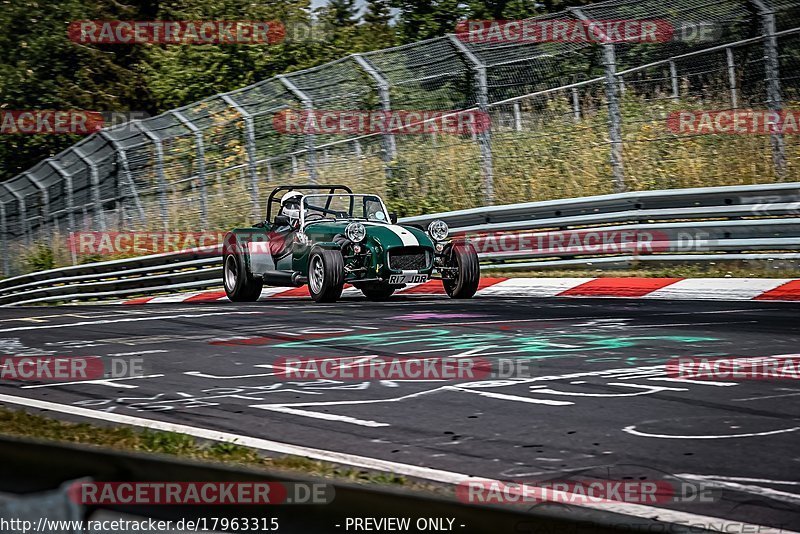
[278,191,303,228]
[268,191,303,261]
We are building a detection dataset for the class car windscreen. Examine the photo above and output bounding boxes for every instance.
[301,194,389,223]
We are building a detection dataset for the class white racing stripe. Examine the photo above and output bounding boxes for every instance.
[0,392,793,534]
[365,222,419,247]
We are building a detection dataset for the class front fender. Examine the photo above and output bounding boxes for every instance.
[293,241,341,272]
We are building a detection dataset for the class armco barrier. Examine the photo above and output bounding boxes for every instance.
[0,435,718,533]
[0,182,798,305]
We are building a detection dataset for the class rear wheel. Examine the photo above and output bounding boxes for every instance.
[308,246,345,303]
[360,284,395,301]
[223,247,263,302]
[443,242,480,299]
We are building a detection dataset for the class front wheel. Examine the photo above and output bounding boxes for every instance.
[442,242,480,299]
[223,246,263,302]
[308,246,345,303]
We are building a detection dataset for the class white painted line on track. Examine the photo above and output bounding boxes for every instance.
[676,474,800,506]
[623,425,800,439]
[0,392,793,534]
[258,406,390,427]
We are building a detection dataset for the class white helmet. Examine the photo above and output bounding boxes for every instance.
[280,191,302,222]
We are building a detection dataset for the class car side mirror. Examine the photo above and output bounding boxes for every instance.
[274,215,290,227]
[389,212,398,224]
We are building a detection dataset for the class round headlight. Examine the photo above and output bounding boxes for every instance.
[345,222,366,243]
[428,220,449,241]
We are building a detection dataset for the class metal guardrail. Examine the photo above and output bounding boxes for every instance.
[0,435,714,534]
[0,182,798,305]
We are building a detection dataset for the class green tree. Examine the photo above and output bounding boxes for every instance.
[0,0,153,180]
[390,0,467,42]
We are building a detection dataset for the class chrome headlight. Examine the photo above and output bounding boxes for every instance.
[427,220,449,241]
[345,222,366,243]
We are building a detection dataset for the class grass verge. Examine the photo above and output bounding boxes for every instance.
[0,406,439,492]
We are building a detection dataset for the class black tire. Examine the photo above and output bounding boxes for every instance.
[307,246,345,303]
[443,242,480,299]
[361,284,395,301]
[223,244,263,302]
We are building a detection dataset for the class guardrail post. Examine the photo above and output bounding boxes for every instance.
[448,34,495,205]
[278,75,317,184]
[171,111,209,229]
[98,131,146,226]
[132,121,169,231]
[353,54,397,181]
[73,146,106,231]
[751,0,785,179]
[3,183,29,246]
[571,7,626,193]
[221,93,261,220]
[726,47,738,109]
[0,201,9,276]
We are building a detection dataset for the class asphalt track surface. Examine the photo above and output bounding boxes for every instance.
[0,295,798,532]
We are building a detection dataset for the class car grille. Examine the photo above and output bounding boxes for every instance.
[388,247,430,270]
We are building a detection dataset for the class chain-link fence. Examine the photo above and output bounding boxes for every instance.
[2,0,800,275]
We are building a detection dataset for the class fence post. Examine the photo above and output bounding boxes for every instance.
[353,53,397,181]
[448,34,494,205]
[572,7,626,193]
[726,48,738,109]
[171,110,209,229]
[24,172,50,231]
[3,183,28,246]
[132,121,169,231]
[571,88,581,121]
[0,201,8,276]
[278,75,317,184]
[221,93,261,220]
[513,102,523,130]
[73,145,106,231]
[751,0,785,178]
[98,131,147,225]
[669,61,679,101]
[47,159,76,236]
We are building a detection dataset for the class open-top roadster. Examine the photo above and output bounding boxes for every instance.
[222,185,480,303]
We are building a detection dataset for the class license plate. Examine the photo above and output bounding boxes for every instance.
[388,273,429,284]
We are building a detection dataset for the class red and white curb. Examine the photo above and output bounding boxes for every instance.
[122,277,800,304]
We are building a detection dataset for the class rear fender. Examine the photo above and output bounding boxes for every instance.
[223,230,274,276]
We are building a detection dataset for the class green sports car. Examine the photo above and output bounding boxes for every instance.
[222,184,480,303]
